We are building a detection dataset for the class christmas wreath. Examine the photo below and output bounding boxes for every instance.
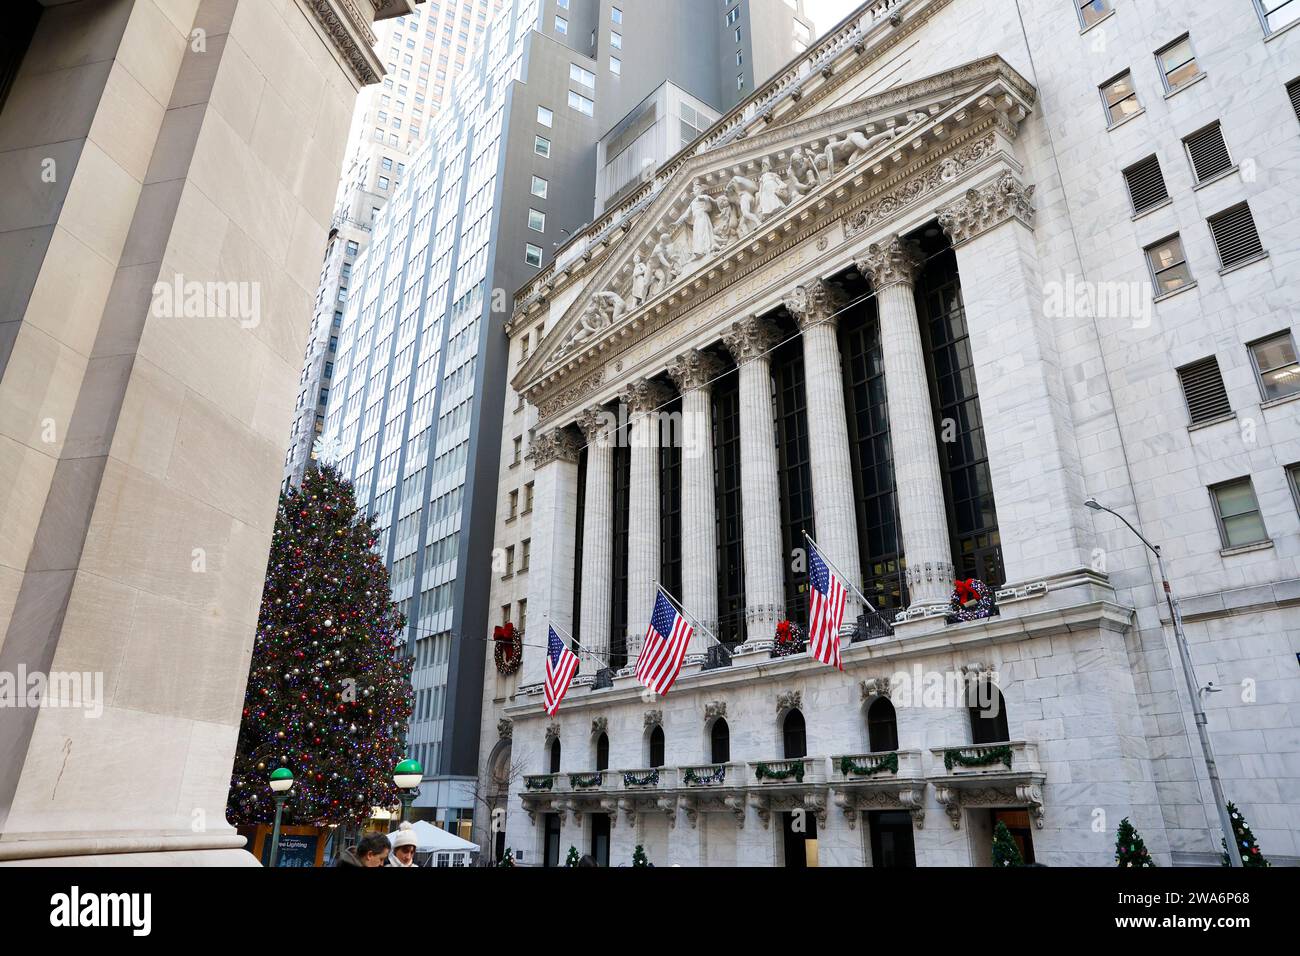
[944,578,997,624]
[771,619,806,658]
[493,622,522,676]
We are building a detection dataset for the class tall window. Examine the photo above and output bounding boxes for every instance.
[712,366,746,644]
[1144,234,1192,295]
[572,450,585,646]
[609,422,631,667]
[867,697,899,753]
[1248,331,1300,401]
[595,732,609,771]
[842,290,904,611]
[648,726,665,768]
[782,709,807,759]
[918,250,1003,587]
[548,737,562,773]
[1100,70,1140,125]
[660,395,683,599]
[969,682,1009,745]
[710,719,730,763]
[1210,478,1269,548]
[1155,35,1200,91]
[773,336,813,623]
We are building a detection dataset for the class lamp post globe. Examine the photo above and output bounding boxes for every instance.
[393,759,422,826]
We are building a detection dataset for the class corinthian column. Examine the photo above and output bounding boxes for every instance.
[667,349,725,655]
[620,378,673,662]
[782,278,863,617]
[523,426,582,687]
[722,316,785,641]
[577,406,615,671]
[856,236,954,611]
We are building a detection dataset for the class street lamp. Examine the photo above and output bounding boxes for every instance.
[1084,496,1241,867]
[268,767,294,868]
[393,759,422,827]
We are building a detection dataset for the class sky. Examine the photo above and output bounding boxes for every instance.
[803,0,866,36]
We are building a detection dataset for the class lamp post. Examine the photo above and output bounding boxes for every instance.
[1084,496,1241,867]
[393,759,423,828]
[268,767,294,868]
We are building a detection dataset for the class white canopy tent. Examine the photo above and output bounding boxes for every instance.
[389,820,479,867]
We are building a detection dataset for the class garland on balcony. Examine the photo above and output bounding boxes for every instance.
[569,773,603,790]
[623,769,659,787]
[944,578,996,624]
[943,745,1013,772]
[771,620,807,658]
[493,622,523,676]
[839,752,899,777]
[683,765,726,786]
[754,761,804,783]
[525,775,555,791]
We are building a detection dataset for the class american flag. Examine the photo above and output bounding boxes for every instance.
[635,590,694,696]
[807,541,846,670]
[543,626,579,716]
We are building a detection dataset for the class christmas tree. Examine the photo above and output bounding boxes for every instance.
[565,846,580,867]
[1221,802,1270,867]
[991,821,1023,867]
[226,465,414,828]
[632,844,650,867]
[1114,817,1156,867]
[498,847,516,867]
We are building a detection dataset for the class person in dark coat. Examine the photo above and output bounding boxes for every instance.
[335,831,392,867]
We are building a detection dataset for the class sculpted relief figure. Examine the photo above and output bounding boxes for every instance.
[649,231,678,296]
[595,290,627,324]
[728,175,762,237]
[630,253,649,306]
[675,180,717,260]
[712,189,738,251]
[757,157,788,218]
[561,299,610,355]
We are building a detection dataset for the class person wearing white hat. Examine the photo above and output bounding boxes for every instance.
[390,822,419,868]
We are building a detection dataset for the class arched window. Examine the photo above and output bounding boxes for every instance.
[782,709,806,759]
[969,682,1010,745]
[866,697,898,753]
[548,738,562,774]
[649,725,665,768]
[710,719,730,763]
[595,733,609,771]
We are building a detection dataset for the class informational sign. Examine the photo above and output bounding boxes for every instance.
[249,825,328,868]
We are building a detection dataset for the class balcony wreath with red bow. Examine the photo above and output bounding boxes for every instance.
[493,621,522,676]
[945,578,997,623]
[771,619,806,658]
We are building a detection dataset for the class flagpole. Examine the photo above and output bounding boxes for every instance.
[802,530,879,614]
[653,581,724,648]
[543,614,610,669]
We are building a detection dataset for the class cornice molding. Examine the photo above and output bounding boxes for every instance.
[303,0,385,86]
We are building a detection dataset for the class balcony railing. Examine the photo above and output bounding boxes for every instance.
[829,749,924,783]
[678,762,746,789]
[747,757,827,786]
[932,741,1040,777]
[619,768,662,791]
[523,774,557,792]
[567,771,607,791]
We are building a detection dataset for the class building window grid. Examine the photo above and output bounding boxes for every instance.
[659,397,684,601]
[712,366,747,645]
[1209,477,1270,548]
[773,338,814,625]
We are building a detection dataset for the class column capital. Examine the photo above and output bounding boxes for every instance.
[618,377,674,414]
[722,315,781,364]
[667,349,725,392]
[526,426,581,468]
[782,278,846,331]
[937,171,1035,247]
[577,405,616,445]
[855,235,924,291]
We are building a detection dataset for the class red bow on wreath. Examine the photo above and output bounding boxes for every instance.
[776,620,794,644]
[953,579,978,605]
[493,622,517,663]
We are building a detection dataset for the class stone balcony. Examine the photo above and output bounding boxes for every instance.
[829,750,927,830]
[928,740,1046,830]
[744,757,831,829]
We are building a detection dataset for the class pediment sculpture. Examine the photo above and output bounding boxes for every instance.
[549,107,937,363]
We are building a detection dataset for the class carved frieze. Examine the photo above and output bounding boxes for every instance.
[497,718,513,740]
[591,716,608,737]
[704,701,728,722]
[644,709,663,729]
[860,676,892,701]
[776,690,803,714]
[937,171,1035,246]
[544,722,560,745]
[534,370,603,421]
[305,0,382,85]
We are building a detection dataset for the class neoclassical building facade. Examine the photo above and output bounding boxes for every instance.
[477,0,1300,867]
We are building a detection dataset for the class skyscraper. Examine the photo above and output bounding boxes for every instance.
[320,0,812,829]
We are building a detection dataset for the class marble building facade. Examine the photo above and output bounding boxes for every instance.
[478,0,1300,866]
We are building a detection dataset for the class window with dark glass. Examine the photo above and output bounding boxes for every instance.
[969,683,1009,744]
[596,732,609,771]
[710,719,730,763]
[649,726,665,768]
[841,285,905,611]
[712,365,746,644]
[867,697,899,753]
[916,249,1003,587]
[783,709,807,759]
[548,738,562,773]
[660,394,683,599]
[609,422,631,667]
[772,335,813,623]
[572,446,586,646]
